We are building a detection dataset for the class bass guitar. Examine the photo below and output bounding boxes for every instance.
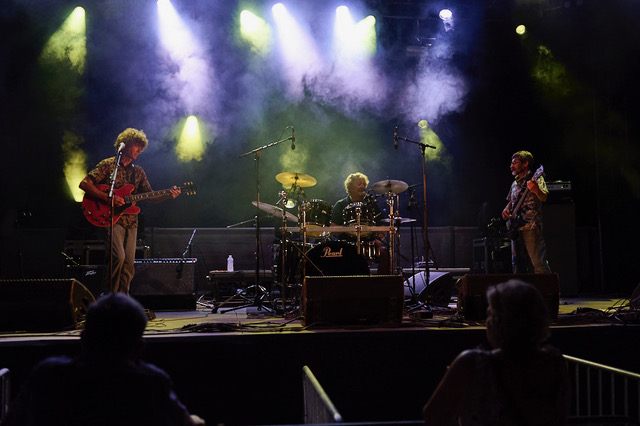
[505,165,544,239]
[82,182,196,227]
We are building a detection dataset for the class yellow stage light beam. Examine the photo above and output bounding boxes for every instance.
[40,6,86,73]
[61,131,88,202]
[240,10,272,55]
[176,116,205,162]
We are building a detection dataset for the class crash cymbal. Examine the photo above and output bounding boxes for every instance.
[381,217,417,224]
[251,201,298,222]
[370,179,409,194]
[275,172,317,188]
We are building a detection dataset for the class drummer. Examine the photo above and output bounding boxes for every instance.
[330,172,390,274]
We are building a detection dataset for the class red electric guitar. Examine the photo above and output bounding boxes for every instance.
[82,182,196,227]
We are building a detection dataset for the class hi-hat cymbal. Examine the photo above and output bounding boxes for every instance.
[370,179,409,194]
[252,201,298,222]
[276,172,317,188]
[381,217,417,224]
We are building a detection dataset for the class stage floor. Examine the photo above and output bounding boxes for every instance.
[0,294,632,343]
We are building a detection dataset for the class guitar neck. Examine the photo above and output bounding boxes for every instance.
[125,188,175,203]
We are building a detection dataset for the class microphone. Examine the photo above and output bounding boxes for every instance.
[117,143,125,153]
[291,127,296,150]
[394,127,398,149]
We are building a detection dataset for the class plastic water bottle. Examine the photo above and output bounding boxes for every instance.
[227,255,234,272]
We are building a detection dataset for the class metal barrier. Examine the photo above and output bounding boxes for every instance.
[302,365,343,424]
[565,355,640,425]
[1,368,9,421]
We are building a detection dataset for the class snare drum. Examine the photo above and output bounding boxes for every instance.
[299,199,332,238]
[343,202,378,237]
[303,240,369,276]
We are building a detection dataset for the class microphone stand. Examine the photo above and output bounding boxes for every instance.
[227,132,293,315]
[396,134,437,315]
[107,147,125,294]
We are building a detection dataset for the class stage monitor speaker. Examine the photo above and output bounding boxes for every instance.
[404,271,454,307]
[458,274,560,321]
[130,258,197,310]
[302,275,404,327]
[0,279,95,332]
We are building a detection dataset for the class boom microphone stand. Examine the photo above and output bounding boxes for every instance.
[226,128,294,314]
[395,131,437,313]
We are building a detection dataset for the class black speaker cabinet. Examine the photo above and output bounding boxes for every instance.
[0,279,95,332]
[302,275,404,327]
[458,274,560,320]
[65,265,107,297]
[130,258,197,310]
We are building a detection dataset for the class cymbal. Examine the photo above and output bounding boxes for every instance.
[276,172,317,188]
[370,179,409,194]
[251,201,298,222]
[382,217,417,224]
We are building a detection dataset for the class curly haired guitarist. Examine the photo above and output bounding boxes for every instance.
[79,128,181,294]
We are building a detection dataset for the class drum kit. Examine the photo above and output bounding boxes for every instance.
[252,172,416,313]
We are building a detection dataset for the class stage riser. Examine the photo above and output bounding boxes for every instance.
[1,326,637,426]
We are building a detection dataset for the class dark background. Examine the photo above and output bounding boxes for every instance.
[1,0,639,294]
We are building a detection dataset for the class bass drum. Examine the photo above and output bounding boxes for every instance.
[303,240,369,277]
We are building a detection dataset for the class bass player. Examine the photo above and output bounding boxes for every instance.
[501,150,552,274]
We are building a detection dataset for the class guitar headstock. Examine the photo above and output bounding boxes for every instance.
[532,165,544,181]
[181,181,197,196]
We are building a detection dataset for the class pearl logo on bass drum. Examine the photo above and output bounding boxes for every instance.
[321,247,343,258]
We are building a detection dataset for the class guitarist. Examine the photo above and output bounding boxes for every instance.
[501,151,551,274]
[79,128,181,295]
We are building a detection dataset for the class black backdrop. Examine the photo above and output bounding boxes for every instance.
[1,0,639,293]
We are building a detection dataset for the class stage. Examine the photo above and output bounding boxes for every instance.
[1,290,638,426]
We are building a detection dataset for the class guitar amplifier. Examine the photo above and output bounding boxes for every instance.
[130,258,197,310]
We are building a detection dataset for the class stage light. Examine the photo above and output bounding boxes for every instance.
[62,131,88,202]
[176,116,205,162]
[438,8,454,32]
[418,119,429,129]
[271,2,322,98]
[439,9,452,20]
[40,6,86,73]
[157,0,197,58]
[516,24,527,35]
[334,7,376,59]
[240,10,271,55]
[355,15,377,56]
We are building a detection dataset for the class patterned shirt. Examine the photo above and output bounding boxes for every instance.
[506,172,548,231]
[87,157,152,229]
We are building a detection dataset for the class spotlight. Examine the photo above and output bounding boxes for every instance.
[439,9,452,20]
[515,24,527,36]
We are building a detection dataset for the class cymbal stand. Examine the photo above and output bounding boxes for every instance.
[276,186,295,315]
[355,204,362,255]
[384,192,399,274]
